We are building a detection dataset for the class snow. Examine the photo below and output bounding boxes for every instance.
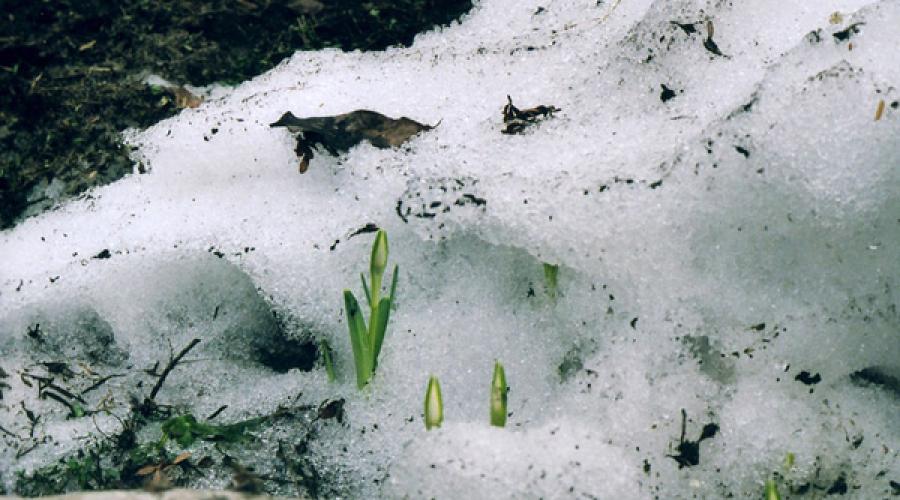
[2,0,899,497]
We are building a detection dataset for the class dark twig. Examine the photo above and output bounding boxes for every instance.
[207,405,228,421]
[81,373,126,395]
[0,423,20,439]
[43,390,85,417]
[148,338,201,402]
[16,441,40,459]
[22,373,87,404]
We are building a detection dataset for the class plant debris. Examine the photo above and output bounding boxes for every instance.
[666,409,720,468]
[833,23,865,42]
[703,21,726,57]
[315,399,346,423]
[270,110,434,172]
[660,84,678,103]
[875,99,885,121]
[795,370,822,386]
[501,95,560,134]
[670,21,697,35]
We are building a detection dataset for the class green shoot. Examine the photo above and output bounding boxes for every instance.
[320,340,336,382]
[764,479,781,500]
[370,229,388,305]
[343,229,399,389]
[490,361,508,427]
[424,376,443,430]
[543,262,559,298]
[783,452,795,470]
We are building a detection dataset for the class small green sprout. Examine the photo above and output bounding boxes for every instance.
[783,452,795,470]
[343,229,399,389]
[424,376,443,430]
[490,361,508,427]
[765,478,781,500]
[320,340,336,382]
[543,262,559,298]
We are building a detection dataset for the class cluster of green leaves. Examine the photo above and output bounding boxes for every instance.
[14,439,166,495]
[340,231,515,428]
[14,412,259,495]
[343,229,399,389]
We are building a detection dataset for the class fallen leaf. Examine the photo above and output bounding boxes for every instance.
[78,40,96,52]
[144,469,172,492]
[136,465,158,476]
[174,87,202,109]
[172,451,192,465]
[270,110,434,173]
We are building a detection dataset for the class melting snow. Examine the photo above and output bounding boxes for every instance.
[2,0,899,497]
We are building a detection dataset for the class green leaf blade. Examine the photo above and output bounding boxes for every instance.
[388,264,399,303]
[344,289,372,388]
[371,296,392,367]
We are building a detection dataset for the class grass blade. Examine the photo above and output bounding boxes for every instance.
[388,264,399,303]
[360,273,371,307]
[320,340,336,382]
[765,479,781,500]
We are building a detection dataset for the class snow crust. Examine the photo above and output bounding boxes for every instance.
[2,0,899,497]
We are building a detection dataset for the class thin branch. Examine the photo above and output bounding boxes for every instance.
[43,390,83,417]
[0,423,20,439]
[22,373,87,404]
[81,373,125,395]
[148,338,201,402]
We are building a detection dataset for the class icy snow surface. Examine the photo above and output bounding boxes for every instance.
[2,0,899,497]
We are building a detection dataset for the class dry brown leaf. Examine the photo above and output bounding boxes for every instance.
[172,451,192,464]
[136,464,158,476]
[144,469,172,493]
[174,87,203,109]
[270,110,434,173]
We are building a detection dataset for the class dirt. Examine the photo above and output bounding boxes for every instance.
[0,0,473,229]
